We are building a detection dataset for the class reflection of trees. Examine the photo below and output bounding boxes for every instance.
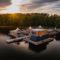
[0,13,60,28]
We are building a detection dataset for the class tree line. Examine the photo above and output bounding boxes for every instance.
[0,13,60,29]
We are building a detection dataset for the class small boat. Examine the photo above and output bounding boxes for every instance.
[28,28,54,50]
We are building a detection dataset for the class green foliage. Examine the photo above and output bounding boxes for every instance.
[0,13,60,28]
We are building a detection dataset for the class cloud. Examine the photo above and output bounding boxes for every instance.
[20,0,60,15]
[0,0,10,3]
[31,0,59,3]
[31,1,60,15]
[52,2,60,11]
[0,0,11,7]
[21,0,59,10]
[0,0,60,15]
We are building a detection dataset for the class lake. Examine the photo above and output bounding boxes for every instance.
[0,33,60,60]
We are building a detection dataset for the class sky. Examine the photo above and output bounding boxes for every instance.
[0,0,60,15]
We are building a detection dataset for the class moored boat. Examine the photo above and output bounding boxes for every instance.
[28,28,54,50]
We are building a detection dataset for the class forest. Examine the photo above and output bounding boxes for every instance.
[0,13,60,30]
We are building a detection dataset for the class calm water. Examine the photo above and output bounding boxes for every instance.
[0,33,60,60]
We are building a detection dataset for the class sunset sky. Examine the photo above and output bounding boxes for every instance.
[0,0,60,15]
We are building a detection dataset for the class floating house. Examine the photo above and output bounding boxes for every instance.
[6,27,54,51]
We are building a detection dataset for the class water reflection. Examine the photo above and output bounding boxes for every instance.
[29,43,47,52]
[55,32,60,41]
[0,33,60,59]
